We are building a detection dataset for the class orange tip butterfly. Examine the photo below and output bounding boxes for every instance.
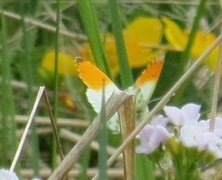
[76,55,164,133]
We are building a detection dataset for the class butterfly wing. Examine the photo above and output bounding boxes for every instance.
[76,59,119,113]
[135,55,164,103]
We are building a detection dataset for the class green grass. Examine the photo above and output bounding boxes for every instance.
[0,0,221,179]
[77,0,112,78]
[0,1,16,166]
[108,0,134,88]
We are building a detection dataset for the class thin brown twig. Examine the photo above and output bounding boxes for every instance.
[43,89,65,161]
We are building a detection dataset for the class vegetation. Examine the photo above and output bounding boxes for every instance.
[0,0,222,179]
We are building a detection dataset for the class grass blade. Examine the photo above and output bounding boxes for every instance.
[180,0,206,71]
[108,0,134,88]
[98,84,108,180]
[19,3,40,176]
[0,1,16,166]
[76,0,112,78]
[52,0,61,169]
[136,154,154,180]
[172,0,206,103]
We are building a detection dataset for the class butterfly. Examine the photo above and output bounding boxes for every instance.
[76,55,164,133]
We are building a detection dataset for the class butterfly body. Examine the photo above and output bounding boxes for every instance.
[76,56,164,133]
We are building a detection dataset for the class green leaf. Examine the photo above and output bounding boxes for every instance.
[136,154,154,180]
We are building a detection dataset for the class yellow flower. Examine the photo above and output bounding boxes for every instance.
[79,17,163,75]
[190,30,219,71]
[41,50,77,76]
[124,17,163,67]
[124,17,163,46]
[161,16,187,51]
[162,16,219,71]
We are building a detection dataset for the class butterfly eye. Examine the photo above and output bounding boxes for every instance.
[75,56,85,63]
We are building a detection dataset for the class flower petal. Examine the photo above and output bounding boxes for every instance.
[162,16,187,51]
[197,132,215,150]
[0,169,19,180]
[151,115,169,127]
[215,117,222,129]
[149,126,170,146]
[139,125,154,146]
[181,103,201,123]
[198,119,210,132]
[124,17,163,45]
[41,50,77,76]
[164,106,184,126]
[179,125,201,147]
[136,125,169,154]
[197,132,222,158]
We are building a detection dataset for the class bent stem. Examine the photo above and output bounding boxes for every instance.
[10,87,45,172]
[10,86,65,173]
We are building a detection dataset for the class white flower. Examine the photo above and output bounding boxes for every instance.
[0,169,19,180]
[179,124,202,147]
[164,103,201,126]
[197,131,222,158]
[136,115,170,154]
[199,117,222,137]
[151,115,169,127]
[179,121,222,158]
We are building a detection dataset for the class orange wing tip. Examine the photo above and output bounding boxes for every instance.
[76,59,113,91]
[135,55,164,88]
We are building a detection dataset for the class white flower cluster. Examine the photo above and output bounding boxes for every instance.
[136,103,222,158]
[0,169,42,180]
[0,169,19,180]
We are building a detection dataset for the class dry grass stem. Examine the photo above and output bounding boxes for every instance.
[209,18,222,131]
[60,129,121,158]
[16,115,90,128]
[118,95,135,180]
[209,50,222,130]
[48,91,130,180]
[17,127,53,136]
[0,9,86,41]
[20,168,123,179]
[10,86,45,172]
[91,32,222,180]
